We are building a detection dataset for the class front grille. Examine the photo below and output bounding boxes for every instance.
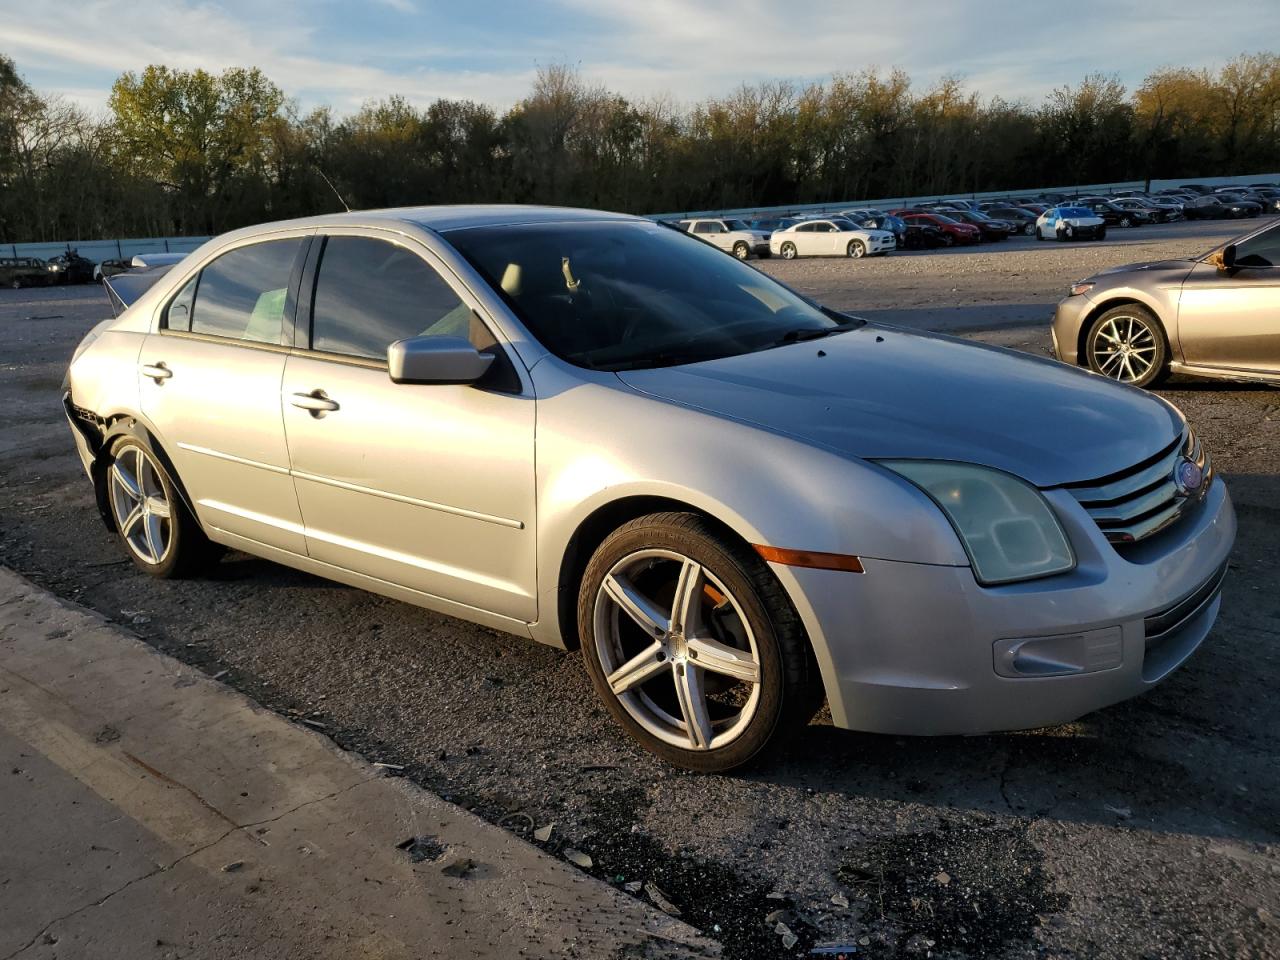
[1060,430,1211,544]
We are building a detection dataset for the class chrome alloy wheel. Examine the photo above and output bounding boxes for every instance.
[108,445,173,565]
[1090,314,1157,383]
[593,549,762,751]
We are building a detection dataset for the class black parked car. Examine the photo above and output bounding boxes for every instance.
[902,223,947,249]
[980,206,1038,235]
[1077,199,1151,228]
[1213,193,1263,218]
[1183,196,1230,220]
[945,209,1013,241]
[45,248,95,284]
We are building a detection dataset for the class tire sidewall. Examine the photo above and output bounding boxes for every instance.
[733,242,749,260]
[848,240,865,258]
[578,518,787,772]
[780,242,796,259]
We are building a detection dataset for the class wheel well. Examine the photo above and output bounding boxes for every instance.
[555,496,749,650]
[1075,298,1165,368]
[94,418,200,532]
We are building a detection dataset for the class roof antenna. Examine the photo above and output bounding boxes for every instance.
[315,166,350,213]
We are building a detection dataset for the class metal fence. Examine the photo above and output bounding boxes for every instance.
[5,170,1278,257]
[646,172,1280,222]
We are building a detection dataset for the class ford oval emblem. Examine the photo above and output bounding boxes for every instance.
[1174,458,1204,496]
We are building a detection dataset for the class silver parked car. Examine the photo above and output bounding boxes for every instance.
[65,206,1235,771]
[1053,217,1280,387]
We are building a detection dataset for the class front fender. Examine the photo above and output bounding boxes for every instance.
[529,359,968,644]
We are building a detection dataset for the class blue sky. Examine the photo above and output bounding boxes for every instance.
[3,0,1278,116]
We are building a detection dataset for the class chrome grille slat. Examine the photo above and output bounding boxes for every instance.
[1060,430,1207,545]
[1088,479,1179,525]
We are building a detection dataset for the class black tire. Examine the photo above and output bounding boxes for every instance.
[1023,223,1036,236]
[578,512,822,772]
[1120,216,1133,228]
[9,279,21,289]
[780,242,797,260]
[732,241,750,260]
[940,233,955,247]
[1096,227,1107,241]
[105,437,222,578]
[1084,304,1169,388]
[847,239,866,258]
[1036,226,1047,241]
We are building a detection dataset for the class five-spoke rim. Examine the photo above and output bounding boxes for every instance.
[594,549,762,751]
[1091,315,1157,383]
[108,445,172,565]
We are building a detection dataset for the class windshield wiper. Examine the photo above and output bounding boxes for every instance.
[771,325,853,346]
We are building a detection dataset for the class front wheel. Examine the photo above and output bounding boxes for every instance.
[1120,216,1134,228]
[779,242,797,260]
[940,233,955,247]
[732,241,750,260]
[1085,305,1168,388]
[847,239,866,258]
[1023,223,1036,235]
[579,513,821,772]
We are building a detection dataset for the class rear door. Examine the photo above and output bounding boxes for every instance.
[1178,223,1280,374]
[138,233,311,554]
[280,229,537,622]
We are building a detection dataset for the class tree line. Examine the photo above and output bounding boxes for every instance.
[2,53,1279,243]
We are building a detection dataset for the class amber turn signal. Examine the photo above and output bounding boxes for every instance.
[753,545,865,573]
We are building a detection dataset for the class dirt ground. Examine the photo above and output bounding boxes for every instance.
[1,219,1277,959]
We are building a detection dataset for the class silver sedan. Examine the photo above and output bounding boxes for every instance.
[66,206,1235,771]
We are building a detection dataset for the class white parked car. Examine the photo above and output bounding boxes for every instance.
[678,218,771,259]
[769,219,896,259]
[1035,206,1107,241]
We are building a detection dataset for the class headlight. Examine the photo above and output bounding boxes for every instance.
[878,461,1076,585]
[1069,281,1095,296]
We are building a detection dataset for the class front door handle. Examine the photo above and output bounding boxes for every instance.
[141,362,172,382]
[291,390,339,417]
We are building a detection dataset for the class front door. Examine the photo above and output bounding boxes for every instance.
[139,235,310,553]
[281,231,537,622]
[1178,223,1280,374]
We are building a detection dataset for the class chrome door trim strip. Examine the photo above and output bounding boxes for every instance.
[290,469,526,529]
[196,499,306,535]
[177,442,291,475]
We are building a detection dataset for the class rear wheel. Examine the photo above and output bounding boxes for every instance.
[847,239,866,258]
[1120,216,1134,228]
[106,438,221,577]
[1085,305,1168,388]
[940,233,955,247]
[780,242,797,260]
[1023,223,1036,236]
[579,513,821,772]
[732,241,750,260]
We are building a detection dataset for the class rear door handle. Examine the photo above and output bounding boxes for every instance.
[141,362,172,382]
[291,390,339,416]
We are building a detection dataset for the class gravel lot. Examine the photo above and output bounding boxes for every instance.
[2,220,1277,959]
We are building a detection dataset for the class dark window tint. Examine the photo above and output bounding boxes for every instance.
[190,238,302,343]
[166,274,198,332]
[310,236,476,360]
[1234,223,1280,268]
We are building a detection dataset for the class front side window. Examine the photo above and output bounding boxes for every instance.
[188,238,303,344]
[309,235,478,361]
[446,219,848,372]
[1231,223,1280,268]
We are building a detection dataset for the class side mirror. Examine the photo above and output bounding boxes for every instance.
[387,335,494,385]
[1219,244,1237,273]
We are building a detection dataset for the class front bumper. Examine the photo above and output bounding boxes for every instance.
[774,476,1236,735]
[1050,293,1096,365]
[869,237,897,254]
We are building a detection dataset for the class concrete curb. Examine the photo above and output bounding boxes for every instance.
[0,567,719,959]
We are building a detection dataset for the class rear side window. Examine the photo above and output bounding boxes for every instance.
[309,236,479,361]
[188,238,303,344]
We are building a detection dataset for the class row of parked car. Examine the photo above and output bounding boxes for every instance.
[673,181,1280,260]
[0,248,136,288]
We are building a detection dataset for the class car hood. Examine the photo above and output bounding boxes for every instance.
[616,324,1182,487]
[1090,258,1198,282]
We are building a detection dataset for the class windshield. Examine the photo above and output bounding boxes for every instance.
[446,220,850,371]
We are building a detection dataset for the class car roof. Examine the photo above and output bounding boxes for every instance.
[218,205,642,242]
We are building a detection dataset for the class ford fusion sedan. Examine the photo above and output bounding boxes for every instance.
[1036,206,1106,241]
[65,205,1234,771]
[1053,217,1280,387]
[769,218,895,258]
